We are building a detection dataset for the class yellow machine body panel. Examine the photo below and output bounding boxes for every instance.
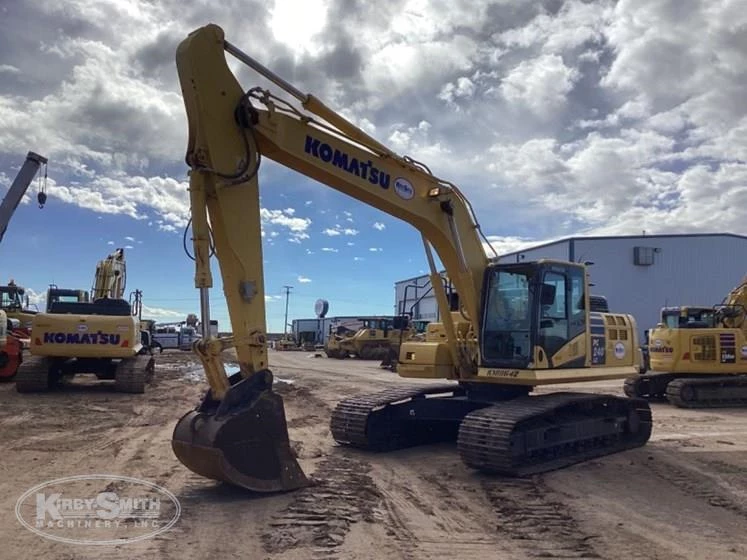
[399,311,641,384]
[648,325,747,374]
[29,312,141,359]
[6,309,35,332]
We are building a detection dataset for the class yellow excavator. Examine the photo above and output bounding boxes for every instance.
[380,317,430,371]
[325,316,410,360]
[169,24,651,493]
[624,276,747,407]
[15,248,155,393]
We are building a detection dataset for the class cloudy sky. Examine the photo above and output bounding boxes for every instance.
[1,0,745,332]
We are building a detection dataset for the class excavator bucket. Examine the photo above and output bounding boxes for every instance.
[172,375,309,493]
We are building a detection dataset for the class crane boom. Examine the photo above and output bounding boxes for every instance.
[0,151,48,244]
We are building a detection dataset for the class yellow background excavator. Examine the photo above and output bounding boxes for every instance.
[624,276,747,407]
[15,248,154,393]
[169,24,652,493]
[325,316,411,360]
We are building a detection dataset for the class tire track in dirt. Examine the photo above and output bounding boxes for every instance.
[482,477,602,559]
[261,454,381,558]
[646,453,747,517]
[368,455,514,560]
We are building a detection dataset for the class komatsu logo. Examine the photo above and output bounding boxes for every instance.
[304,135,391,189]
[42,332,123,345]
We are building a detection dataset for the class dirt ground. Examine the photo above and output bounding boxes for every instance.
[1,349,746,560]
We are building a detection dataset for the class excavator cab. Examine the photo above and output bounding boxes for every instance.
[480,261,588,369]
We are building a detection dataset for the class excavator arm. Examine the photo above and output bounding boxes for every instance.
[171,24,494,492]
[175,25,492,378]
[91,248,127,300]
[718,276,747,330]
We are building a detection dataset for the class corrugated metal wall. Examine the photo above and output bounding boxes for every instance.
[572,235,747,336]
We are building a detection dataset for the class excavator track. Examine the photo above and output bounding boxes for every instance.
[330,384,472,450]
[332,387,651,476]
[458,392,652,476]
[15,355,51,392]
[665,376,747,408]
[623,373,676,400]
[114,354,155,393]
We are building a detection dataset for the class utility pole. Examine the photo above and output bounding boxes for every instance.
[282,285,293,335]
[130,289,143,320]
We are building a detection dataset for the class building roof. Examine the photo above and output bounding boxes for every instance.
[499,232,747,259]
[394,232,747,286]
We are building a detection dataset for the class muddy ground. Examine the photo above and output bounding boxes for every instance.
[1,350,746,559]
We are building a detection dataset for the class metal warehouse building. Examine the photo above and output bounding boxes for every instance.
[394,233,747,339]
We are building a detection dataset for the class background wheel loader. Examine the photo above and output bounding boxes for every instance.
[624,276,747,407]
[15,248,155,393]
[166,25,651,494]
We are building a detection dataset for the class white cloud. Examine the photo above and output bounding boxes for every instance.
[261,208,312,243]
[125,236,135,241]
[373,222,386,231]
[500,54,579,119]
[369,247,383,252]
[484,235,557,258]
[265,295,282,302]
[141,304,183,319]
[320,247,339,252]
[323,225,359,237]
[24,288,46,307]
[297,275,312,283]
[1,0,744,245]
[353,256,364,261]
[124,244,134,249]
[346,242,354,246]
[107,240,114,245]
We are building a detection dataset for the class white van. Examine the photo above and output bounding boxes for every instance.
[152,325,201,352]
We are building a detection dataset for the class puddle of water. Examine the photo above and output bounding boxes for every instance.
[181,363,293,385]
